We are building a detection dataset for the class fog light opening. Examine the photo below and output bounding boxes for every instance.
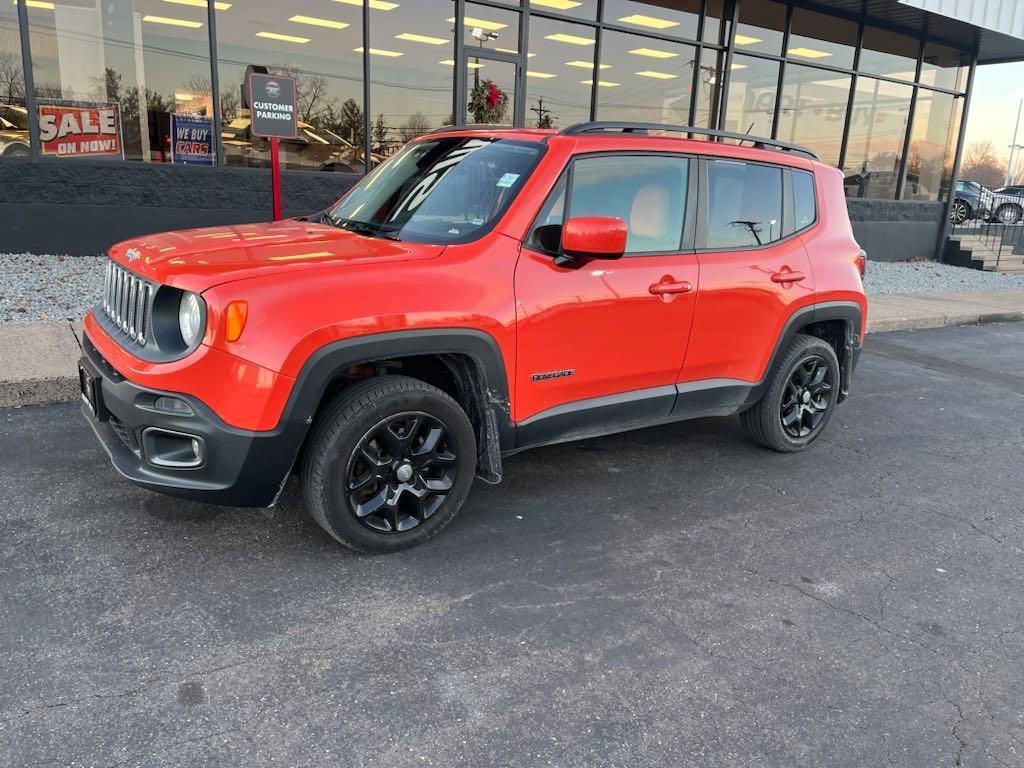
[142,428,205,469]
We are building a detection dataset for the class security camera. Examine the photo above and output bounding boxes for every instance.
[471,27,498,42]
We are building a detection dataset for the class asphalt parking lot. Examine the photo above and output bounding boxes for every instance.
[2,323,1023,768]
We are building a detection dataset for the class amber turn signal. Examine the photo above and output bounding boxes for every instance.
[225,301,248,342]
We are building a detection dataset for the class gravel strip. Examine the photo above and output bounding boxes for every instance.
[863,259,1024,294]
[0,254,104,324]
[2,253,1024,325]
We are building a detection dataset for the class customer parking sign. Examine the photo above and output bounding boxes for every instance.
[170,114,214,165]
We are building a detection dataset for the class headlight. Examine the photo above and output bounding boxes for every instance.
[178,292,204,347]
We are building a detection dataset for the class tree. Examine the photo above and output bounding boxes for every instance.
[371,113,389,154]
[271,65,334,127]
[334,97,364,147]
[960,140,1004,188]
[0,52,25,105]
[398,112,431,142]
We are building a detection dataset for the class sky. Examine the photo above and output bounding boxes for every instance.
[963,61,1024,165]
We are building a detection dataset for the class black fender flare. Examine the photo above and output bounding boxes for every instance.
[273,328,513,486]
[756,300,863,404]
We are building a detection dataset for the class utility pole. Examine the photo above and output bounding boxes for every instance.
[1006,97,1023,186]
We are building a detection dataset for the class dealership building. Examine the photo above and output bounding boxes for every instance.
[2,0,1024,256]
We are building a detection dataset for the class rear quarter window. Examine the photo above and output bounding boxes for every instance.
[792,170,817,232]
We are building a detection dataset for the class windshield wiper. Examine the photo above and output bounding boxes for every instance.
[324,213,402,241]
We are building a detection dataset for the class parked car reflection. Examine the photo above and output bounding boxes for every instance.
[221,117,378,172]
[0,104,29,157]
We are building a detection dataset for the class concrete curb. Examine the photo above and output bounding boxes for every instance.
[1,290,1022,409]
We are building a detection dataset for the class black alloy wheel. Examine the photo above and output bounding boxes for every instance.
[346,411,458,533]
[739,333,841,452]
[780,355,833,439]
[302,375,477,552]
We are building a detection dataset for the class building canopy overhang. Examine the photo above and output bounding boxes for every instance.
[815,0,1024,64]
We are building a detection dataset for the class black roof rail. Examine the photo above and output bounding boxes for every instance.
[558,121,821,161]
[424,124,531,135]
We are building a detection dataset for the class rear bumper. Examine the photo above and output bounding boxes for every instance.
[80,331,297,507]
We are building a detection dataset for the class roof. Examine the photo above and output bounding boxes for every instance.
[815,0,1024,64]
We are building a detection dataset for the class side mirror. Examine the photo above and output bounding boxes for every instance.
[557,216,627,265]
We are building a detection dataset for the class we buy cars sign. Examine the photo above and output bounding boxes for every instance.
[38,101,123,158]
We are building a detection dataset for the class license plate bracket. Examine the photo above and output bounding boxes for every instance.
[78,358,108,422]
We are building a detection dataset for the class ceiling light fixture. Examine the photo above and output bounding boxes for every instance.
[395,32,447,44]
[628,47,679,59]
[355,46,403,56]
[289,15,350,29]
[787,47,832,58]
[635,70,677,79]
[527,71,557,78]
[439,59,484,68]
[566,60,609,69]
[734,34,762,45]
[163,0,232,11]
[334,0,398,10]
[582,79,620,87]
[531,0,581,9]
[545,32,594,45]
[257,30,310,42]
[447,16,507,31]
[142,15,204,28]
[617,14,679,30]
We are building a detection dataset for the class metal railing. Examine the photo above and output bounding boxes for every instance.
[947,186,1024,272]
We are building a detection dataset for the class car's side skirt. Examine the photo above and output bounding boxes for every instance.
[509,378,756,454]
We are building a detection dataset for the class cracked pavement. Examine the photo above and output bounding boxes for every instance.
[2,322,1024,767]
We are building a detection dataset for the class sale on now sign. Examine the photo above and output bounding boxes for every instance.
[38,102,122,158]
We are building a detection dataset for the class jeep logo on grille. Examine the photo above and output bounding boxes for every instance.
[125,248,141,263]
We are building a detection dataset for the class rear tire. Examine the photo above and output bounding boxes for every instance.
[301,375,477,553]
[996,203,1022,225]
[740,334,840,453]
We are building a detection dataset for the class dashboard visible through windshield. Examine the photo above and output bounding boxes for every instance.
[326,136,544,244]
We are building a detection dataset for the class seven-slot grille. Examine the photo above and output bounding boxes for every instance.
[102,259,152,346]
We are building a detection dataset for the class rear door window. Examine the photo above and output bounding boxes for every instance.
[705,160,784,248]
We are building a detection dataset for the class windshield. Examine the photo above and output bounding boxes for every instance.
[326,136,544,244]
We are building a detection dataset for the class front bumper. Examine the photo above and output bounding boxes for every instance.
[80,332,297,507]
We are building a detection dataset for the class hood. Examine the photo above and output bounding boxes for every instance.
[107,219,445,293]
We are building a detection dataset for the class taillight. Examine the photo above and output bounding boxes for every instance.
[856,249,867,278]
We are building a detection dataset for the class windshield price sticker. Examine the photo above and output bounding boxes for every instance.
[248,73,298,139]
[496,172,520,188]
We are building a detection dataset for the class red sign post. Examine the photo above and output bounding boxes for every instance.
[246,73,297,221]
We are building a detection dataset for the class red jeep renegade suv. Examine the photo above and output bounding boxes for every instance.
[80,122,866,552]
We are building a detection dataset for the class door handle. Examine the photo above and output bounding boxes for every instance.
[771,270,806,284]
[649,279,693,295]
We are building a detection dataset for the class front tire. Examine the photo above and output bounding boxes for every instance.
[301,375,477,552]
[740,334,840,452]
[950,199,971,224]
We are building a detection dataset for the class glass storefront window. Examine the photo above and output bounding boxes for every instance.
[528,0,597,22]
[524,17,593,128]
[843,76,913,198]
[920,41,968,92]
[595,30,697,125]
[777,64,851,167]
[735,0,786,57]
[602,0,699,42]
[860,26,918,82]
[373,0,457,156]
[0,4,28,159]
[215,0,364,172]
[905,88,962,201]
[27,0,214,163]
[692,47,721,129]
[787,8,856,70]
[703,0,727,46]
[723,54,778,137]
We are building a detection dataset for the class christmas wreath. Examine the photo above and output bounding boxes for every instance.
[468,79,508,124]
